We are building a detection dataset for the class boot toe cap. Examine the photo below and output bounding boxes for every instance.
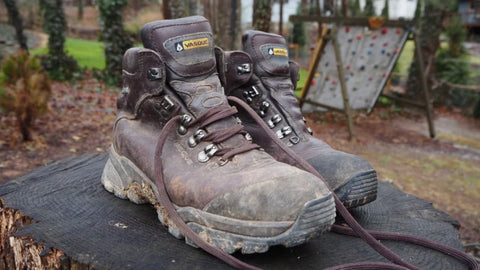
[203,169,331,222]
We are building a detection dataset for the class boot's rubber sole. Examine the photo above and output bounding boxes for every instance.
[333,170,378,209]
[101,147,336,254]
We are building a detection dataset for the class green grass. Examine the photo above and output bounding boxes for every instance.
[294,68,309,97]
[31,38,105,69]
[394,40,414,74]
[297,68,309,90]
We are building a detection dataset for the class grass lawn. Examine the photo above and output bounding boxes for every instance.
[394,40,414,75]
[31,38,105,70]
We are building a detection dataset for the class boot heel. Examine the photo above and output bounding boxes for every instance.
[101,146,150,204]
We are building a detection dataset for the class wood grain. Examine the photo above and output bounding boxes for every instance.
[0,153,469,269]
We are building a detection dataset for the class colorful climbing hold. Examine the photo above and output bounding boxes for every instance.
[325,77,330,81]
[396,29,402,34]
[346,65,351,70]
[352,50,356,55]
[346,26,350,33]
[394,48,399,54]
[381,49,386,54]
[332,80,337,85]
[381,28,388,35]
[311,80,316,86]
[382,72,387,77]
[383,42,388,47]
[348,38,353,43]
[372,34,378,40]
[367,50,372,55]
[356,34,362,40]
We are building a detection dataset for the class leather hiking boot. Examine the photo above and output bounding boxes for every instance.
[217,30,378,209]
[101,16,336,255]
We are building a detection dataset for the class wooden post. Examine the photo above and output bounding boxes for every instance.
[299,26,329,107]
[332,25,355,139]
[414,33,436,138]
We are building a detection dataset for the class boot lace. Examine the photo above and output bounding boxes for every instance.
[186,104,260,163]
[153,105,262,270]
[228,95,479,270]
[153,98,478,270]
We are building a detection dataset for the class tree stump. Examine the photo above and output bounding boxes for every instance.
[0,153,470,269]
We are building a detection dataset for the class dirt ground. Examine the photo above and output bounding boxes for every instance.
[0,75,479,255]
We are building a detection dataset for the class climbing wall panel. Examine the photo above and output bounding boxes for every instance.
[302,26,409,112]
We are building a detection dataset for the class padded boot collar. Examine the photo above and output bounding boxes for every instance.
[141,16,216,80]
[118,48,166,116]
[215,48,253,95]
[242,30,290,77]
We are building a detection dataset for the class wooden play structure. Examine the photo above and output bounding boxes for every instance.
[290,16,436,139]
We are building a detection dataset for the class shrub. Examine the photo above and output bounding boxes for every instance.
[435,49,477,108]
[0,51,51,141]
[98,0,133,86]
[40,0,79,81]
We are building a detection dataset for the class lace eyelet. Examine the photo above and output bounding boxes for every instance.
[188,129,206,148]
[178,114,192,135]
[198,144,218,163]
[217,158,229,166]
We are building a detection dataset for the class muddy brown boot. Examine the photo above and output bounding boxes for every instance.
[101,16,336,256]
[217,30,377,208]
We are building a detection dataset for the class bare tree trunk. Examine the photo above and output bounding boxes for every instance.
[170,0,186,19]
[406,2,445,100]
[77,0,83,20]
[3,0,28,52]
[253,0,272,32]
[230,0,239,48]
[342,0,347,17]
[203,0,241,50]
[279,0,283,35]
[163,0,172,19]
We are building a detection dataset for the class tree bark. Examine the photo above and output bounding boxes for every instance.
[0,153,469,269]
[3,0,28,52]
[170,0,186,19]
[279,0,284,35]
[253,0,272,32]
[205,0,241,50]
[230,0,240,49]
[163,0,172,19]
[77,0,83,20]
[0,207,91,269]
[406,3,445,100]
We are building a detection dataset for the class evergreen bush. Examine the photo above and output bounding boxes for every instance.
[40,0,79,81]
[0,51,51,141]
[98,0,134,86]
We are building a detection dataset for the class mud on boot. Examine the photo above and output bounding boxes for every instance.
[101,16,336,256]
[216,30,378,209]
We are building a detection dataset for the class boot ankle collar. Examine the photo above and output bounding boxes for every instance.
[141,16,216,79]
[216,50,253,94]
[242,30,290,77]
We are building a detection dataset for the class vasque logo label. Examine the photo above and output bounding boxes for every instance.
[175,37,209,52]
[268,47,288,57]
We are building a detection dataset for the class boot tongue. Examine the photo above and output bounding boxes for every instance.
[141,16,226,117]
[242,30,290,77]
[141,16,216,80]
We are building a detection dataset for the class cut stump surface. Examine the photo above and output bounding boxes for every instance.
[0,153,470,269]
